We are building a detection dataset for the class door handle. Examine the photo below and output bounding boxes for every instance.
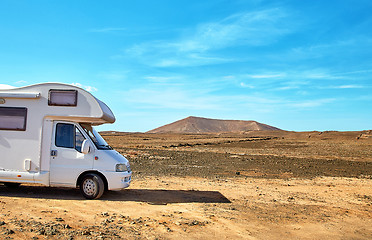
[51,150,58,156]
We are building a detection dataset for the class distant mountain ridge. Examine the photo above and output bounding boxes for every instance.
[147,116,281,133]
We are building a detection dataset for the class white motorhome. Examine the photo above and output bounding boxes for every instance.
[0,83,131,199]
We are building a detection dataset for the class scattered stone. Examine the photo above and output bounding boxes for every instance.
[187,220,203,226]
[4,229,15,235]
[101,212,109,217]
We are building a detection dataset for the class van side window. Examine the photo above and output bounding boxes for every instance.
[75,127,85,152]
[48,90,77,106]
[55,123,86,152]
[0,107,27,131]
[55,123,74,148]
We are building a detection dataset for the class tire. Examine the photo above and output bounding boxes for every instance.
[4,182,21,188]
[79,174,105,199]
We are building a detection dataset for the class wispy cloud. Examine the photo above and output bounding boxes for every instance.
[332,85,365,89]
[98,72,127,81]
[122,8,293,67]
[243,69,357,82]
[240,82,255,88]
[290,36,372,63]
[15,80,27,85]
[289,98,336,108]
[121,81,338,114]
[235,71,306,90]
[143,76,185,87]
[276,86,299,91]
[123,88,221,110]
[145,76,173,82]
[153,54,234,67]
[187,8,290,50]
[247,73,286,79]
[89,27,127,33]
[228,68,370,93]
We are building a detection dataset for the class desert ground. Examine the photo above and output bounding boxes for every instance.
[0,130,371,239]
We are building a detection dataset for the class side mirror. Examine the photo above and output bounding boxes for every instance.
[81,140,92,154]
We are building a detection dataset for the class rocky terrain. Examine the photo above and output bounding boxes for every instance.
[0,130,371,239]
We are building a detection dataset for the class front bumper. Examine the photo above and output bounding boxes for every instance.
[103,171,132,190]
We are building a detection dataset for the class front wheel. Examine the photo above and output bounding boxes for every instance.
[80,174,105,199]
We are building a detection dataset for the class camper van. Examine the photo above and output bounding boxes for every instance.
[0,83,131,199]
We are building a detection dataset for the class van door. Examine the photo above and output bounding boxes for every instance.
[49,121,93,187]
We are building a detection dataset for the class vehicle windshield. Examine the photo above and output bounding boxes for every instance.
[80,123,112,150]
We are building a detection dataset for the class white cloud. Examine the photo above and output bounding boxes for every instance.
[98,72,127,81]
[85,86,98,92]
[123,88,221,110]
[123,8,292,67]
[289,98,336,108]
[144,76,182,84]
[71,83,98,92]
[0,84,15,89]
[276,86,299,90]
[334,85,364,89]
[117,76,341,122]
[290,37,372,61]
[120,83,294,112]
[188,8,290,50]
[152,54,233,67]
[145,76,174,81]
[248,73,285,79]
[338,69,372,75]
[357,95,372,101]
[317,84,367,90]
[89,27,127,33]
[304,73,343,79]
[15,80,27,85]
[240,82,255,88]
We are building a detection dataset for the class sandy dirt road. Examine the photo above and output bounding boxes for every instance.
[0,131,371,239]
[0,176,371,239]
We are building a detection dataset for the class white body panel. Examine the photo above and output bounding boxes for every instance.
[0,83,131,192]
[49,121,94,186]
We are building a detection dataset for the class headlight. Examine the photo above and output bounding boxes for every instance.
[116,164,128,172]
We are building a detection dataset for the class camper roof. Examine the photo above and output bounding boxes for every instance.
[0,83,115,125]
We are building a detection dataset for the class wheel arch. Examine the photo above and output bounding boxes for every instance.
[76,171,108,191]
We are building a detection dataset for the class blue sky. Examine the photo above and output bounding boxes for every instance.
[0,0,371,132]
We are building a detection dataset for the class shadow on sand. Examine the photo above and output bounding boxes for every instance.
[0,185,231,204]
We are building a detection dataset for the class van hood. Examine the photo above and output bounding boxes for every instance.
[93,150,129,171]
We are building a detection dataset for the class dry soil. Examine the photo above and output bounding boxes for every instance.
[0,131,371,239]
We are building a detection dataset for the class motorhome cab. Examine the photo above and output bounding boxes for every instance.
[0,83,131,199]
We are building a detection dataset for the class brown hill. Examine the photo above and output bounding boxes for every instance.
[147,116,281,133]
